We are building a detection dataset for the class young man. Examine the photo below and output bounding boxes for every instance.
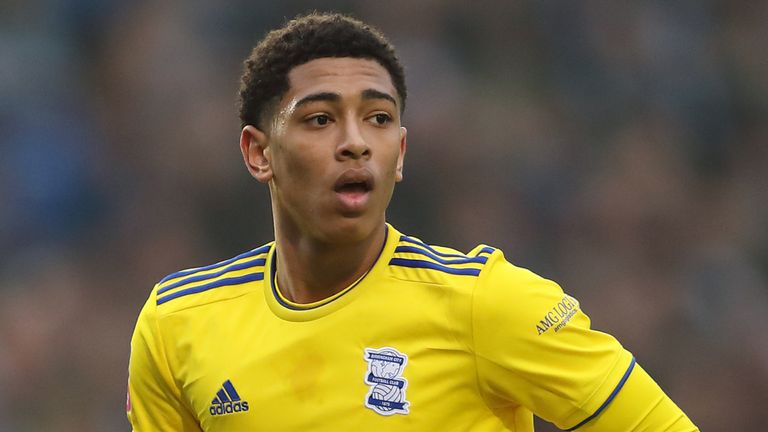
[127,13,698,431]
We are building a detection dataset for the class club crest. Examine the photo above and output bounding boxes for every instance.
[363,347,410,416]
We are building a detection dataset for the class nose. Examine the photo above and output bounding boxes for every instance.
[336,119,371,161]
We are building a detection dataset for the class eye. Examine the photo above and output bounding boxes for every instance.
[369,113,392,126]
[308,114,331,126]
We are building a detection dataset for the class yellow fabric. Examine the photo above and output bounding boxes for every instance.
[579,364,699,432]
[127,224,693,431]
[472,257,636,430]
[127,293,202,431]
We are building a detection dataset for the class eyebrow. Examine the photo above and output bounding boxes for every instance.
[293,89,398,109]
[294,92,340,108]
[362,89,397,107]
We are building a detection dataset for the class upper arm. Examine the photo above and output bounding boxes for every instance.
[472,254,698,430]
[472,255,636,429]
[577,362,699,432]
[127,288,201,432]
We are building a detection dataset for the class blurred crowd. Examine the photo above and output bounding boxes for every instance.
[1,1,766,430]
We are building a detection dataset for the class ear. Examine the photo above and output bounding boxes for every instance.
[395,126,407,182]
[240,125,273,183]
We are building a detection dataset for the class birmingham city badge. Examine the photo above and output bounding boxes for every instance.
[363,347,410,416]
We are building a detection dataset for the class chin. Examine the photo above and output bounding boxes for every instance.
[320,215,383,245]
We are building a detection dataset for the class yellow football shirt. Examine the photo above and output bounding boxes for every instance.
[127,224,693,431]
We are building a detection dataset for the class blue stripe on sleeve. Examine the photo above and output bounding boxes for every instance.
[157,257,266,295]
[394,246,488,265]
[400,236,495,259]
[399,236,473,258]
[158,245,271,284]
[389,258,482,276]
[156,273,264,305]
[566,356,637,431]
[476,246,495,255]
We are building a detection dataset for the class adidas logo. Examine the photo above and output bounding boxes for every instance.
[209,380,249,416]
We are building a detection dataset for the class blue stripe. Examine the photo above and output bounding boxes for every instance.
[211,395,221,404]
[400,236,495,259]
[223,380,241,401]
[216,389,230,403]
[158,245,271,284]
[394,245,488,265]
[157,257,266,295]
[566,357,637,431]
[388,258,482,276]
[399,236,470,258]
[156,273,264,305]
[477,246,495,255]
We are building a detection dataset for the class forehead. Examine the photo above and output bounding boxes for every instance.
[283,58,398,106]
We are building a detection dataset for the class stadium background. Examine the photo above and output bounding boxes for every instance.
[1,1,766,430]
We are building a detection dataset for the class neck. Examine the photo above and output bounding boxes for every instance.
[272,219,387,304]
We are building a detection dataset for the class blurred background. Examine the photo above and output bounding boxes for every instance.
[1,0,766,430]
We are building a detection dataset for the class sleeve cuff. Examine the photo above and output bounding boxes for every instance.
[561,350,636,430]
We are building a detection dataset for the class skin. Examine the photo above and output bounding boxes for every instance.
[240,57,407,304]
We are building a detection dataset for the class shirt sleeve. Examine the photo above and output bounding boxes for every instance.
[579,361,699,431]
[127,287,201,432]
[471,251,637,430]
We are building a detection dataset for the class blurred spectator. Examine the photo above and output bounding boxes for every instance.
[1,1,765,430]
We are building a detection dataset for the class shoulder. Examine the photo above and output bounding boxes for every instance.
[150,242,273,315]
[384,227,554,297]
[385,230,497,287]
[383,229,561,318]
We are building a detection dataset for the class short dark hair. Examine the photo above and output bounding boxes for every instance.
[237,12,407,130]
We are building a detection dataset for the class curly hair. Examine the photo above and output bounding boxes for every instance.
[237,12,407,130]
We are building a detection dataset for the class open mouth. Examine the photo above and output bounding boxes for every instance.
[333,169,374,212]
[333,169,374,194]
[335,181,371,194]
